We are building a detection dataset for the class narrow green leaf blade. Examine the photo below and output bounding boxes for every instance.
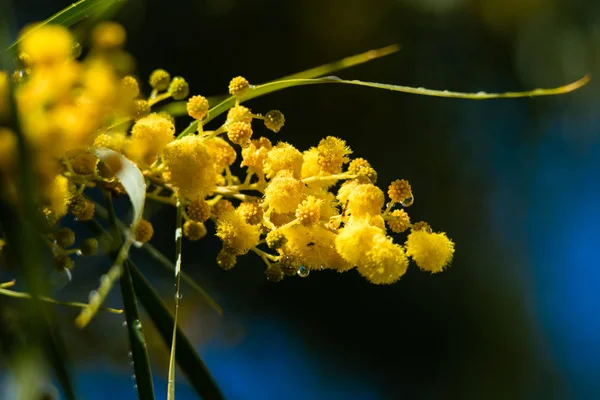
[129,262,224,400]
[121,260,156,400]
[178,74,590,138]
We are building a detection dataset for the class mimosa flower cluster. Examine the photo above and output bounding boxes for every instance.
[0,23,454,284]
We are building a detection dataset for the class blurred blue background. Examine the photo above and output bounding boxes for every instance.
[2,0,600,398]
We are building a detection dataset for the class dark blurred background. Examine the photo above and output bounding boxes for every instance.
[3,0,600,399]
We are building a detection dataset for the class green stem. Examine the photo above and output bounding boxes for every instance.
[167,203,183,400]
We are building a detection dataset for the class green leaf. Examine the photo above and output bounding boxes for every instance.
[122,260,156,400]
[6,0,124,53]
[162,45,399,118]
[129,261,224,400]
[102,191,155,400]
[178,74,590,138]
[92,147,147,228]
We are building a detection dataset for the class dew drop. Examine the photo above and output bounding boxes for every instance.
[128,352,132,357]
[133,384,138,390]
[99,274,109,286]
[132,319,142,329]
[176,292,183,300]
[122,320,127,327]
[400,196,414,207]
[297,266,310,278]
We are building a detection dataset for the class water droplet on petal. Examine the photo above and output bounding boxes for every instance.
[297,266,310,278]
[176,293,183,300]
[122,321,127,327]
[128,352,132,357]
[400,196,414,207]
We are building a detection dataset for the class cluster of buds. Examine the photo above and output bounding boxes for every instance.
[0,22,454,284]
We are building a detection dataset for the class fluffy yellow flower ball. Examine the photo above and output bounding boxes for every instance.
[162,136,217,200]
[264,142,303,179]
[263,171,304,214]
[346,183,384,217]
[405,229,454,273]
[317,136,352,174]
[359,233,408,284]
[216,210,261,254]
[20,24,73,65]
[131,113,175,162]
[335,219,382,266]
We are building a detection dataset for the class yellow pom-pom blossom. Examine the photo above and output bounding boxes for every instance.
[168,76,189,100]
[336,179,362,206]
[216,210,261,254]
[295,196,323,226]
[228,76,250,97]
[305,186,338,220]
[317,136,352,174]
[149,69,171,91]
[135,220,154,243]
[358,233,408,285]
[187,199,211,223]
[183,221,207,241]
[187,95,209,120]
[237,201,263,225]
[226,105,253,124]
[283,225,351,271]
[387,209,410,233]
[335,219,382,267]
[301,148,320,179]
[162,136,217,200]
[388,179,413,204]
[131,113,175,163]
[93,132,126,152]
[346,183,384,217]
[241,137,272,175]
[0,71,8,117]
[20,24,73,65]
[205,137,236,173]
[264,142,303,179]
[45,175,70,218]
[227,121,253,148]
[120,76,140,99]
[92,22,126,49]
[405,229,454,273]
[212,199,235,218]
[263,171,304,214]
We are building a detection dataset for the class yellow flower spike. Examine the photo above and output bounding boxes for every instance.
[317,136,352,175]
[216,210,261,254]
[183,221,207,241]
[187,95,210,120]
[264,110,285,133]
[346,183,385,217]
[19,24,73,65]
[187,199,211,223]
[228,76,250,97]
[92,22,126,49]
[263,171,305,214]
[134,220,154,243]
[263,142,303,179]
[227,121,253,148]
[149,69,171,91]
[387,209,410,233]
[359,233,408,285]
[162,136,217,200]
[295,196,323,226]
[405,229,455,274]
